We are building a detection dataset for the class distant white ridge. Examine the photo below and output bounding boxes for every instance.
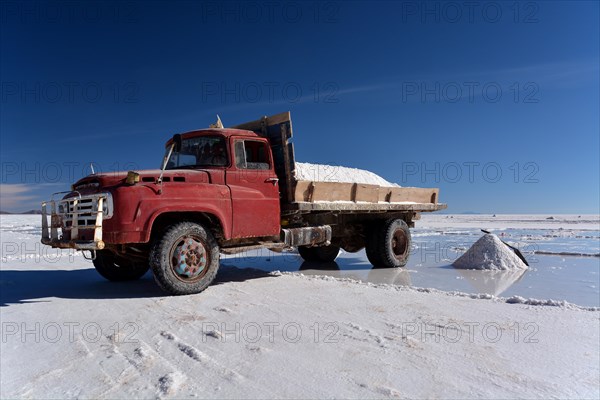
[294,162,400,187]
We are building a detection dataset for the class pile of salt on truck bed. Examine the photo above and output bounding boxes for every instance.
[41,112,446,295]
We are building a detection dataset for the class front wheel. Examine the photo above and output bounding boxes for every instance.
[92,250,149,281]
[366,219,411,268]
[298,245,340,262]
[150,222,220,295]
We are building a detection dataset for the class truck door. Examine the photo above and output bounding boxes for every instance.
[226,137,281,238]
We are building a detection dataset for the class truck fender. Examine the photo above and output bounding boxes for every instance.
[144,207,231,243]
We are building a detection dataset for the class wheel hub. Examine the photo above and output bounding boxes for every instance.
[392,229,408,259]
[173,237,207,278]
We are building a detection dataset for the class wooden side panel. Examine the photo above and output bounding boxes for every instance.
[378,188,392,202]
[311,182,354,202]
[294,181,313,202]
[354,184,379,202]
[388,187,435,203]
[292,180,440,206]
[389,188,439,203]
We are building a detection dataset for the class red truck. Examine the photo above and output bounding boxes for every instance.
[41,112,446,295]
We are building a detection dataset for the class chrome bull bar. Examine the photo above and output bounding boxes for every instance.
[41,192,113,250]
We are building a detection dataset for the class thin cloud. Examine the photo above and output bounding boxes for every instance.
[329,58,600,98]
[0,184,38,211]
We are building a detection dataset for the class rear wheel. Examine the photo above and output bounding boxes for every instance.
[366,219,411,268]
[298,245,340,263]
[92,250,149,281]
[150,222,220,295]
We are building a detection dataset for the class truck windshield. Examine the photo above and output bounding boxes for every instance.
[164,136,228,169]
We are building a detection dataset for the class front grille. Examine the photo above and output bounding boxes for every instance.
[62,197,103,228]
[41,192,113,244]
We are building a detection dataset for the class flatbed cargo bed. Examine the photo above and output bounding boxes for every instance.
[287,180,445,212]
[284,201,445,212]
[233,112,447,214]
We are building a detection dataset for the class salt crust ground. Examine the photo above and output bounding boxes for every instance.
[1,215,598,398]
[1,266,598,399]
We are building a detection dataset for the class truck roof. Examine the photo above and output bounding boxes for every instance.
[164,128,258,146]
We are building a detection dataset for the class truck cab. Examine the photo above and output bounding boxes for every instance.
[164,129,281,239]
[41,127,285,294]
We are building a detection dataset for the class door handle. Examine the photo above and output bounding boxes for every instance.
[265,177,279,185]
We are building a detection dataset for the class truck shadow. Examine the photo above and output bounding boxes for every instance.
[299,261,340,270]
[221,252,303,272]
[0,269,163,306]
[1,253,384,306]
[0,268,164,307]
[0,264,280,306]
[213,264,276,284]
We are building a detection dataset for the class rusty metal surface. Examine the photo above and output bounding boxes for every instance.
[41,238,105,250]
[41,193,110,250]
[220,242,288,255]
[281,225,332,247]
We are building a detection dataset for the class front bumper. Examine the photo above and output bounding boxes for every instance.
[41,192,113,250]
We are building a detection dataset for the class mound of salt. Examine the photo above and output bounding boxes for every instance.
[453,234,528,270]
[294,162,399,187]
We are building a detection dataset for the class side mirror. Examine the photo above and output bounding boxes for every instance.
[173,134,182,152]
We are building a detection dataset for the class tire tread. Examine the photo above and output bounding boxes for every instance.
[365,219,411,268]
[149,222,220,295]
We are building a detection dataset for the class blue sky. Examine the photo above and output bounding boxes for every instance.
[1,0,598,213]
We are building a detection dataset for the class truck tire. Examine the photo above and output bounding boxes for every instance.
[365,219,411,268]
[298,245,340,262]
[92,250,149,281]
[149,222,220,295]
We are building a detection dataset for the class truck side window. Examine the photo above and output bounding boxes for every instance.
[235,140,270,170]
[234,141,246,168]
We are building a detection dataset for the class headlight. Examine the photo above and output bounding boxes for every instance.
[126,171,140,185]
